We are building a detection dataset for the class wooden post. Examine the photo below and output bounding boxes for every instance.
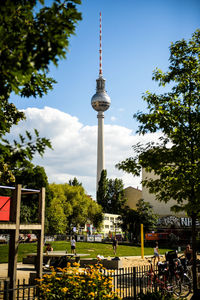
[141,224,144,259]
[36,187,45,279]
[8,184,21,300]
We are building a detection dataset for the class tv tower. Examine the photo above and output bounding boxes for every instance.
[91,12,111,193]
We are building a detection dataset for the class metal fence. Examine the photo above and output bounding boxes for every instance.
[0,279,37,300]
[103,265,150,299]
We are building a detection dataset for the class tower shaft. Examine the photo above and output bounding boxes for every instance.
[97,111,104,190]
[91,12,111,197]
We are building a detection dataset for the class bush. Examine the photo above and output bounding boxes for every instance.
[36,263,121,299]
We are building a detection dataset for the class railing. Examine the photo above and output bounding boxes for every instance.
[0,279,37,300]
[103,265,150,299]
[0,267,149,300]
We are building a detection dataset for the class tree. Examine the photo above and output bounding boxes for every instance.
[14,164,52,227]
[97,170,109,212]
[117,29,200,295]
[68,177,82,186]
[107,178,126,214]
[0,0,82,182]
[120,199,158,242]
[97,170,126,214]
[48,183,103,234]
[48,197,66,234]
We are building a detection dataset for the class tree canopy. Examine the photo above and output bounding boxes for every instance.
[68,177,82,186]
[120,199,158,242]
[0,0,82,182]
[48,183,103,234]
[97,170,126,214]
[117,29,200,293]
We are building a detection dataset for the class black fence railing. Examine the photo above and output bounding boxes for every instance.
[103,265,150,299]
[0,279,37,300]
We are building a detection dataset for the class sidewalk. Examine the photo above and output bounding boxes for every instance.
[0,263,35,280]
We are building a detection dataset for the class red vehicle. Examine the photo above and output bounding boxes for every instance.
[145,232,169,241]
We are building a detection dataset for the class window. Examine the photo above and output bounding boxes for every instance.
[110,217,114,221]
[105,225,109,229]
[104,216,109,220]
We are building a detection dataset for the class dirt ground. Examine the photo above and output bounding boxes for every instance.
[1,253,199,280]
[0,256,195,299]
[0,256,159,280]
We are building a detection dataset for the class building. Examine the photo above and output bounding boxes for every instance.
[142,169,197,244]
[142,168,186,217]
[102,213,122,235]
[124,186,142,210]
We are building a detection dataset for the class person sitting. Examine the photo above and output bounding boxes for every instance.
[45,243,53,253]
[184,244,193,264]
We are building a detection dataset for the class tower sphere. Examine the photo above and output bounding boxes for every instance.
[91,77,111,112]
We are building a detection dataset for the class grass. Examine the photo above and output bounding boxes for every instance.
[0,241,171,263]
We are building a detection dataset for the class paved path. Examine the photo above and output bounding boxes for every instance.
[0,263,36,280]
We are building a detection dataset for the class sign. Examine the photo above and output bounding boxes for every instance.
[0,196,10,221]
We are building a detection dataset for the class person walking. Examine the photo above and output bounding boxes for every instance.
[71,236,76,254]
[112,236,118,256]
[153,241,160,264]
[184,244,193,264]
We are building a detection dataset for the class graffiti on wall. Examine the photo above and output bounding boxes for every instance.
[158,216,200,228]
[158,216,181,228]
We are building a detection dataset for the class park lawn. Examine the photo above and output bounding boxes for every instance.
[0,241,171,263]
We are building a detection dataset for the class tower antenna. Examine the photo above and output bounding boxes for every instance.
[99,12,102,77]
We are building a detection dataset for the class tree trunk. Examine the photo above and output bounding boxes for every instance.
[191,213,199,297]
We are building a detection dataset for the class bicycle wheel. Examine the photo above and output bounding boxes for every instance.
[158,274,174,295]
[141,273,154,291]
[179,274,192,298]
[171,276,182,297]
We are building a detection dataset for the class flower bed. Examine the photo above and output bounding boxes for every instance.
[36,262,121,299]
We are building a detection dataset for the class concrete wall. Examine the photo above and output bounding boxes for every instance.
[142,169,186,217]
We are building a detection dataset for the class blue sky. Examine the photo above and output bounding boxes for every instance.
[11,0,200,198]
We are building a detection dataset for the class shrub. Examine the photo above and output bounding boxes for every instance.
[36,263,121,299]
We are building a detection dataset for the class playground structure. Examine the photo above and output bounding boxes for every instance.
[0,184,45,300]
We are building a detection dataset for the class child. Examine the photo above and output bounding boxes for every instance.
[153,241,160,264]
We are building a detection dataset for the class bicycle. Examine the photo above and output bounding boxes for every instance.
[141,256,174,295]
[141,254,191,298]
[165,251,192,298]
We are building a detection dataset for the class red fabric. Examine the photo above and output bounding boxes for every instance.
[0,196,10,221]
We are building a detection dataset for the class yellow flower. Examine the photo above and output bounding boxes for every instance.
[56,277,61,280]
[61,287,68,293]
[88,292,95,297]
[35,278,44,282]
[46,289,51,292]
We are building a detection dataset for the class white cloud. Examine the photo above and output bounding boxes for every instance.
[8,106,161,199]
